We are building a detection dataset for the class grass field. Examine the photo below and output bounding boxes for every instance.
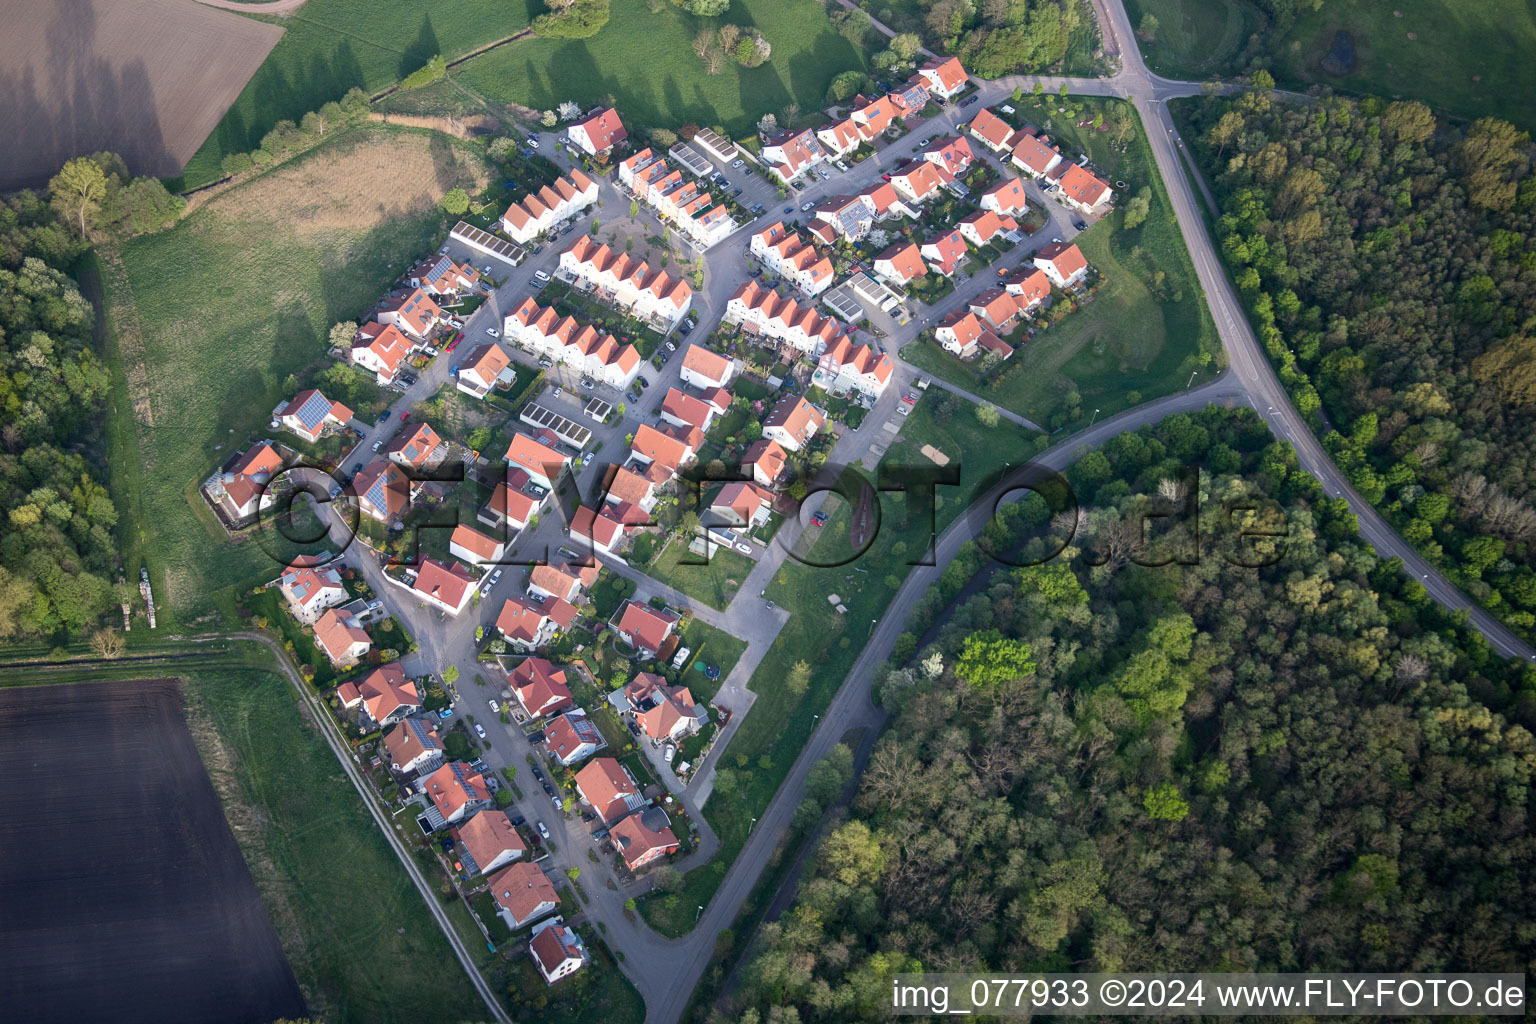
[455,0,866,137]
[1268,0,1536,130]
[640,401,1039,935]
[904,96,1217,430]
[644,536,756,611]
[1124,0,1261,79]
[185,668,483,1023]
[179,0,533,186]
[105,125,487,621]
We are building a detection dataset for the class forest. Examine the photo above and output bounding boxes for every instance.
[724,406,1536,1023]
[1176,86,1536,644]
[856,0,1091,77]
[0,188,121,641]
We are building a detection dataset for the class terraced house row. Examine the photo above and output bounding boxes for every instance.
[558,236,693,326]
[498,169,599,244]
[502,296,643,389]
[618,148,738,248]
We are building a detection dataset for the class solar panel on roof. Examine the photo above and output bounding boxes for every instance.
[295,390,331,429]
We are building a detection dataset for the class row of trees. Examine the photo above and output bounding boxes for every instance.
[1182,86,1536,642]
[219,87,373,179]
[692,23,773,74]
[47,154,182,241]
[722,406,1536,1022]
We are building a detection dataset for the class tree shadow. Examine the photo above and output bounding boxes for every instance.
[400,14,441,78]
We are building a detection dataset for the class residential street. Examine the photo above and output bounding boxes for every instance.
[285,3,1536,1019]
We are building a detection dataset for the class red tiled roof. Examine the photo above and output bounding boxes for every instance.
[314,607,369,662]
[412,558,474,610]
[763,395,825,443]
[456,810,525,874]
[357,662,418,722]
[573,107,627,151]
[451,524,504,561]
[874,242,927,283]
[1058,163,1110,207]
[681,344,731,383]
[610,810,679,870]
[616,600,678,655]
[574,757,640,823]
[981,175,1029,215]
[743,439,788,483]
[488,861,557,924]
[1035,240,1088,279]
[508,657,572,717]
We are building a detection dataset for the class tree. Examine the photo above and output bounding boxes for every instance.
[442,665,459,685]
[566,866,581,880]
[558,100,583,120]
[1142,783,1189,821]
[1209,110,1244,159]
[757,113,778,137]
[1137,12,1159,39]
[441,188,469,215]
[890,32,922,60]
[787,659,811,696]
[781,103,800,127]
[533,0,612,39]
[487,137,517,162]
[976,403,1000,427]
[541,109,559,127]
[1381,100,1435,145]
[954,630,1035,688]
[89,627,125,659]
[678,0,730,13]
[819,820,885,886]
[48,158,108,237]
[1121,187,1152,229]
[1455,117,1527,212]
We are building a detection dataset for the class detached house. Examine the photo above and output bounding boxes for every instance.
[888,159,954,206]
[570,504,629,558]
[485,472,540,533]
[708,481,775,530]
[424,761,493,825]
[611,807,680,871]
[919,230,967,278]
[206,443,284,524]
[630,423,699,476]
[679,345,735,389]
[278,389,352,443]
[567,107,626,156]
[456,343,511,399]
[530,922,587,985]
[505,431,570,491]
[811,194,875,242]
[1011,133,1064,179]
[350,321,416,383]
[496,596,558,650]
[449,523,507,566]
[1034,240,1090,288]
[278,563,347,624]
[377,288,442,340]
[383,716,444,776]
[313,607,371,667]
[760,127,827,182]
[980,176,1030,217]
[455,810,525,876]
[354,459,413,523]
[357,662,420,726]
[1055,163,1112,212]
[405,558,476,616]
[968,107,1022,153]
[489,862,558,930]
[920,135,974,177]
[574,757,646,823]
[384,422,442,469]
[935,309,1008,360]
[509,657,574,719]
[743,439,789,488]
[762,395,826,452]
[613,600,679,659]
[872,242,927,288]
[617,672,707,742]
[527,561,598,605]
[1003,266,1053,311]
[917,56,969,99]
[957,208,1018,247]
[546,710,603,766]
[410,254,481,297]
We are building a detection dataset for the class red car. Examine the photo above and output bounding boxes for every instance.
[901,394,917,405]
[880,173,891,182]
[401,412,411,422]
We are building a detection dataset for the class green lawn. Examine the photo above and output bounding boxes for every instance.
[501,934,643,1024]
[180,0,534,187]
[185,668,484,1024]
[105,126,485,621]
[1124,0,1262,79]
[639,402,1038,935]
[643,535,755,611]
[905,96,1217,430]
[1270,0,1536,131]
[455,0,867,137]
[675,616,746,705]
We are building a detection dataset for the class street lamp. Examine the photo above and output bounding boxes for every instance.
[696,905,704,922]
[1089,407,1100,426]
[1186,370,1199,388]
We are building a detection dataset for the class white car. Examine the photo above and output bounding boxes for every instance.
[475,723,487,738]
[582,451,594,466]
[537,822,550,839]
[664,743,677,764]
[898,404,911,416]
[528,137,540,148]
[800,202,815,211]
[489,699,501,713]
[485,327,500,337]
[533,269,551,283]
[735,542,751,555]
[731,158,744,168]
[489,568,503,586]
[371,440,382,451]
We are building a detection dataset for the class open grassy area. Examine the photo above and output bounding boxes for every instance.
[639,400,1038,935]
[904,96,1217,431]
[104,125,487,622]
[180,0,533,186]
[1124,0,1262,79]
[1266,0,1536,131]
[643,535,756,611]
[185,668,483,1023]
[455,0,867,137]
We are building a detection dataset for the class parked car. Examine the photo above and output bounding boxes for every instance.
[664,340,676,352]
[582,451,594,467]
[637,376,651,388]
[489,568,502,585]
[539,357,553,368]
[370,439,382,452]
[591,828,608,843]
[542,782,553,796]
[682,317,697,331]
[1073,220,1087,231]
[800,202,815,211]
[475,723,487,738]
[485,326,500,337]
[783,206,793,214]
[489,699,500,713]
[810,511,827,527]
[961,94,980,106]
[735,542,752,555]
[533,269,551,283]
[902,393,917,405]
[537,821,550,839]
[528,137,540,148]
[380,410,391,420]
[530,244,544,255]
[439,707,455,720]
[731,158,744,168]
[580,378,594,389]
[531,766,544,781]
[551,794,562,811]
[664,743,677,764]
[898,404,911,416]
[731,187,743,197]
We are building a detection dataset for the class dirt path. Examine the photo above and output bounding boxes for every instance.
[189,0,308,13]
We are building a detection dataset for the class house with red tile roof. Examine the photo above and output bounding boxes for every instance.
[679,344,734,389]
[967,107,1021,153]
[980,175,1030,217]
[529,921,587,984]
[659,387,719,434]
[378,288,442,339]
[743,439,789,488]
[1033,240,1090,287]
[600,464,659,514]
[888,159,954,206]
[630,422,698,475]
[574,757,646,823]
[567,107,627,156]
[457,343,512,399]
[708,481,775,530]
[485,475,540,532]
[489,862,558,929]
[357,662,419,726]
[1056,163,1111,212]
[410,254,481,297]
[749,222,834,297]
[313,607,372,667]
[336,680,363,710]
[353,459,412,523]
[614,600,679,659]
[500,169,598,243]
[385,422,443,469]
[936,309,986,358]
[611,807,680,871]
[857,181,917,223]
[812,193,876,242]
[424,761,493,825]
[496,596,557,650]
[873,242,928,287]
[917,56,968,99]
[504,431,570,491]
[546,710,604,766]
[398,558,475,616]
[815,117,862,158]
[724,281,846,356]
[1003,267,1052,312]
[508,657,573,718]
[978,330,1014,361]
[969,288,1032,332]
[455,810,525,876]
[919,230,967,277]
[558,237,692,325]
[383,716,444,775]
[618,672,707,742]
[817,336,894,398]
[278,389,352,443]
[205,442,284,524]
[957,208,1019,247]
[503,298,642,389]
[278,563,347,624]
[527,561,598,604]
[1011,133,1064,179]
[921,135,974,177]
[350,321,417,383]
[449,523,507,566]
[569,504,628,557]
[760,126,827,182]
[763,395,826,452]
[620,149,738,247]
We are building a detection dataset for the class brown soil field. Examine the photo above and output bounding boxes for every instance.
[0,678,306,1024]
[0,0,283,189]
